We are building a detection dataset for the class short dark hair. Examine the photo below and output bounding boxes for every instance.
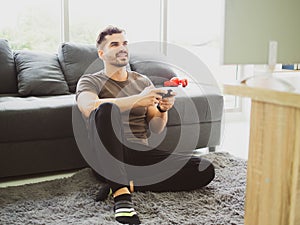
[96,26,125,49]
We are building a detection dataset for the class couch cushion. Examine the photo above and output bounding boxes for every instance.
[0,39,17,94]
[0,95,75,142]
[14,50,70,96]
[165,83,223,126]
[58,42,104,93]
[129,53,176,85]
[129,53,223,124]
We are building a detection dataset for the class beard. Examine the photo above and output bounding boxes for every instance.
[111,52,129,67]
[110,59,128,67]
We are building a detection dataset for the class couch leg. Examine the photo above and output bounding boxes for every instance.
[208,147,216,152]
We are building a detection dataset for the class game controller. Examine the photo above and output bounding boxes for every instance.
[162,89,173,98]
[158,89,173,98]
[158,77,188,98]
[163,77,188,87]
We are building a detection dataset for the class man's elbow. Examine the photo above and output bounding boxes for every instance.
[153,128,165,134]
[82,110,91,118]
[77,92,99,118]
[77,104,92,118]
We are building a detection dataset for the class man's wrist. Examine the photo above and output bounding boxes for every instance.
[157,104,167,113]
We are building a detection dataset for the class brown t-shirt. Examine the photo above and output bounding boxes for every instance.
[76,70,153,145]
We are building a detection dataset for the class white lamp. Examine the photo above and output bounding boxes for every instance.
[222,0,300,91]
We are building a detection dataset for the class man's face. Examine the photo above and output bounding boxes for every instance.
[98,33,129,67]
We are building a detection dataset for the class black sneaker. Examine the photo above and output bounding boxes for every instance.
[95,183,112,201]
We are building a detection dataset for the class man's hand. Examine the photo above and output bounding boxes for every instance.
[146,89,176,134]
[135,86,168,108]
[157,91,176,112]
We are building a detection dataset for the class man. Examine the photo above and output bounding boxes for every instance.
[76,26,215,225]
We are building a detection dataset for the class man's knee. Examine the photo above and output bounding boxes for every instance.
[95,102,114,115]
[198,158,215,184]
[198,158,214,172]
[95,103,120,122]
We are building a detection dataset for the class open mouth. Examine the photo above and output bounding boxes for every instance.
[116,52,128,58]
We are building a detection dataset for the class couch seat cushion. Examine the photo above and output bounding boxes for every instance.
[0,95,75,142]
[14,50,70,96]
[0,85,223,143]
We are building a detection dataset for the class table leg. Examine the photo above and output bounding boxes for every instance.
[244,100,300,225]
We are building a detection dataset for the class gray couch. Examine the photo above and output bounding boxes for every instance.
[0,39,223,179]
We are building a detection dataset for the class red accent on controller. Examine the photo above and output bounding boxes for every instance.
[164,77,188,87]
[163,80,179,87]
[180,78,188,87]
[170,77,180,85]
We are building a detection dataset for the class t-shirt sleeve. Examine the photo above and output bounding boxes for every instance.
[145,76,154,87]
[138,73,154,88]
[75,75,99,101]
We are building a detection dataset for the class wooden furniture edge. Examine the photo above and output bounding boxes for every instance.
[223,83,300,108]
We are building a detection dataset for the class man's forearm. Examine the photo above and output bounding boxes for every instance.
[78,87,165,118]
[113,95,142,112]
[91,95,142,113]
[78,92,142,118]
[148,110,168,134]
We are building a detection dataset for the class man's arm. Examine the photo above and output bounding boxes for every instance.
[146,106,168,134]
[77,91,138,118]
[77,87,168,118]
[146,94,176,134]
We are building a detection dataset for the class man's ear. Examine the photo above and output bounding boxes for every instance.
[98,49,104,59]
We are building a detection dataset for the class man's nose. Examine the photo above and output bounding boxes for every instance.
[119,44,127,51]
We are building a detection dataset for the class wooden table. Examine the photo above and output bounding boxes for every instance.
[223,83,300,225]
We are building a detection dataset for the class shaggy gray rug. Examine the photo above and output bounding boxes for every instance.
[0,152,246,225]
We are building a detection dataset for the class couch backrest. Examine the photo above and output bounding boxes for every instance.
[0,40,179,95]
[58,42,104,93]
[57,42,177,92]
[129,53,176,86]
[0,39,18,94]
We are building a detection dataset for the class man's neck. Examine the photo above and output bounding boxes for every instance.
[104,66,127,81]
